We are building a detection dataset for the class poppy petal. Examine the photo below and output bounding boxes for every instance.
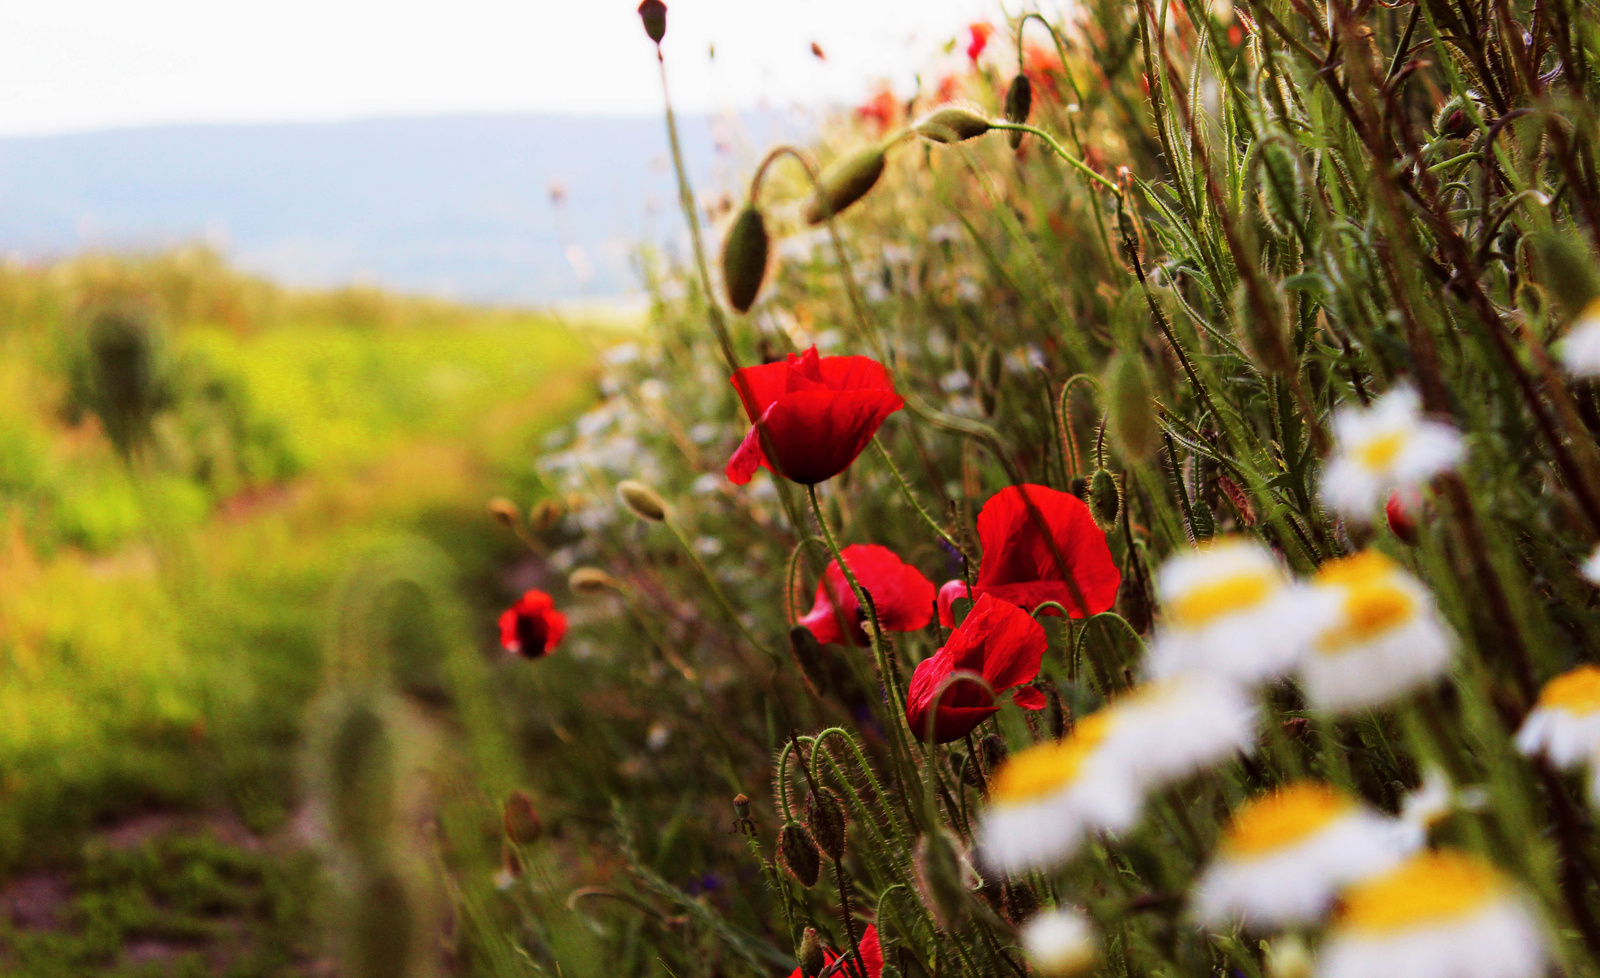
[975,485,1121,616]
[936,578,974,627]
[1011,685,1047,710]
[757,389,905,484]
[725,424,769,485]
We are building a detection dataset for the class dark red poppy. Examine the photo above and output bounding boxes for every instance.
[725,346,904,486]
[937,484,1120,626]
[966,22,994,62]
[1385,488,1420,546]
[799,544,936,647]
[784,925,882,978]
[498,589,568,659]
[906,594,1048,743]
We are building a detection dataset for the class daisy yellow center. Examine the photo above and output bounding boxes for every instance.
[1337,851,1505,933]
[1316,582,1416,653]
[1536,665,1600,715]
[1356,430,1407,472]
[1220,783,1353,857]
[991,714,1113,806]
[1313,550,1397,588]
[1168,571,1276,628]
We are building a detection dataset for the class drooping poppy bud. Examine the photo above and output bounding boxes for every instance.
[798,928,825,978]
[803,146,888,225]
[1236,281,1295,376]
[503,790,543,845]
[778,821,822,887]
[914,104,993,143]
[637,0,667,44]
[1105,352,1158,461]
[805,789,848,861]
[617,480,667,521]
[487,497,521,529]
[1385,488,1421,546]
[914,830,970,929]
[1088,470,1120,530]
[721,204,770,313]
[569,567,619,594]
[1005,74,1033,150]
[529,497,565,533]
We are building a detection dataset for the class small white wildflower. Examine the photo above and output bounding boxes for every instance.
[1558,298,1600,377]
[1321,386,1464,518]
[1020,908,1099,977]
[1515,665,1600,769]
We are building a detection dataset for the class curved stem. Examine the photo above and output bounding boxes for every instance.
[988,122,1122,195]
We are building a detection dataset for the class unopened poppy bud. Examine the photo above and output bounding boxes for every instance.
[637,0,666,44]
[569,567,619,594]
[1089,469,1120,530]
[487,497,521,528]
[1253,137,1304,238]
[913,830,970,929]
[529,497,565,533]
[1105,353,1157,461]
[1005,74,1032,149]
[732,793,751,820]
[798,927,825,978]
[778,821,822,887]
[1069,476,1089,501]
[1117,581,1152,634]
[961,733,1008,788]
[803,145,888,225]
[1385,489,1421,546]
[1236,282,1294,376]
[721,204,770,313]
[503,790,542,845]
[914,104,993,143]
[617,480,667,521]
[1532,230,1600,313]
[805,789,847,861]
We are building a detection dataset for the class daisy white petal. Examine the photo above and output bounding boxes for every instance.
[1515,664,1600,769]
[1559,298,1600,377]
[1321,386,1464,519]
[1020,908,1099,977]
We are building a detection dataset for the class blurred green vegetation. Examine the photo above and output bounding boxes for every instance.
[0,247,599,972]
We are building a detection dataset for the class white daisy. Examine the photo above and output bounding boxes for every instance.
[1581,545,1600,586]
[1298,551,1454,713]
[976,676,1257,874]
[1321,386,1464,518]
[1146,538,1320,684]
[1020,907,1099,977]
[1515,664,1600,769]
[1559,298,1600,377]
[1193,782,1419,929]
[1315,851,1547,978]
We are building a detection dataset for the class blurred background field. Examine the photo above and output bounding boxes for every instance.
[0,249,597,973]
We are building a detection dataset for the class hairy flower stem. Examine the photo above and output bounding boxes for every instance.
[871,437,972,571]
[832,859,867,978]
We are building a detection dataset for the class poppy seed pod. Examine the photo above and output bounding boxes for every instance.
[1089,469,1120,530]
[778,821,822,887]
[503,790,543,845]
[805,789,848,861]
[914,104,994,143]
[617,480,667,521]
[487,497,521,529]
[569,566,619,594]
[803,146,888,225]
[637,0,666,44]
[1105,353,1158,461]
[1005,74,1032,149]
[798,927,825,978]
[732,793,750,820]
[721,204,770,313]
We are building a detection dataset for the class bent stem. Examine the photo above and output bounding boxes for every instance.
[988,122,1122,196]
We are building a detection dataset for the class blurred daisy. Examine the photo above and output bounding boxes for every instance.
[1299,551,1454,713]
[1193,782,1419,928]
[1146,538,1317,684]
[1321,386,1464,518]
[1559,298,1600,377]
[1515,664,1600,769]
[1316,851,1546,978]
[1020,907,1099,977]
[976,676,1256,873]
[1581,545,1600,585]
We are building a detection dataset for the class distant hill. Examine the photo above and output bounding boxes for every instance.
[0,112,811,306]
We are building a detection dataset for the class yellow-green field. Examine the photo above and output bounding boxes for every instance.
[0,251,597,975]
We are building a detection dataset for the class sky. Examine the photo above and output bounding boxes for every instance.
[0,0,1055,137]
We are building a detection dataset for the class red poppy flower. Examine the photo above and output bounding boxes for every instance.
[937,484,1120,626]
[1022,42,1064,97]
[966,22,994,62]
[726,346,904,486]
[799,544,936,647]
[906,593,1048,743]
[856,88,898,134]
[784,925,882,978]
[1385,488,1421,546]
[498,589,568,659]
